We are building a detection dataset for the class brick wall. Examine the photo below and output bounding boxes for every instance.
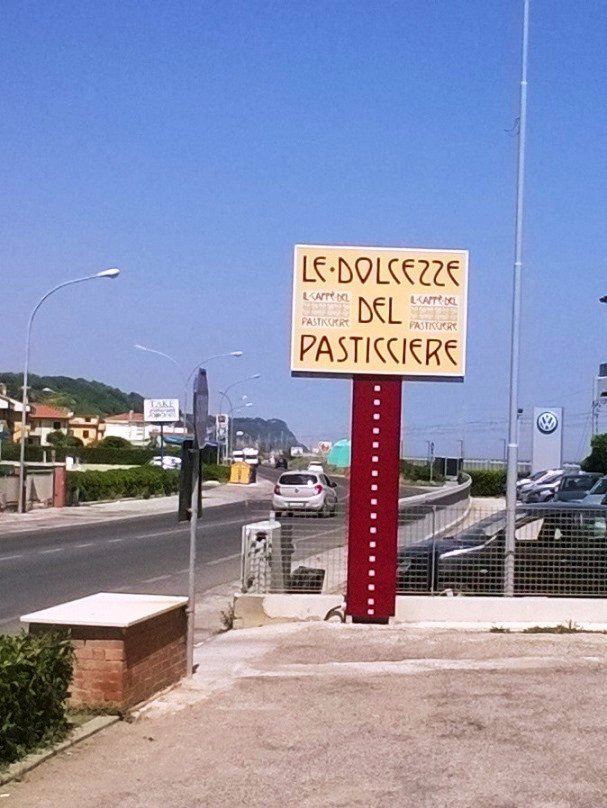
[30,606,187,711]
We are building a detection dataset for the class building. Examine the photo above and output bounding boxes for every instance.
[0,388,29,442]
[103,411,150,446]
[69,415,104,446]
[24,404,73,446]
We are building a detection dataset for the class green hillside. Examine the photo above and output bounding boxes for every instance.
[0,373,143,416]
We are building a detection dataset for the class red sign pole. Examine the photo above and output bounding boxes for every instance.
[346,377,402,623]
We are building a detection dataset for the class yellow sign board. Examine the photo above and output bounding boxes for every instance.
[290,244,468,379]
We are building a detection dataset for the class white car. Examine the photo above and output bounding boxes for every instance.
[150,456,182,470]
[272,471,338,517]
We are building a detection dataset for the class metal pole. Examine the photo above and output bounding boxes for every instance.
[160,423,164,467]
[504,0,530,596]
[18,274,110,513]
[186,443,199,675]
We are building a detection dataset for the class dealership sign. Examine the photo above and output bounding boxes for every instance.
[291,244,468,379]
[143,398,180,423]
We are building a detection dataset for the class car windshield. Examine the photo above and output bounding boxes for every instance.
[589,477,607,496]
[279,474,317,486]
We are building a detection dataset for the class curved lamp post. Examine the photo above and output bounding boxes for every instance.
[134,346,243,429]
[218,375,260,461]
[18,268,120,512]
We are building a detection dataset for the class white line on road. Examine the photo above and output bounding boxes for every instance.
[206,553,241,566]
[141,574,173,583]
[0,554,24,562]
[108,538,123,544]
[74,542,95,548]
[39,548,64,555]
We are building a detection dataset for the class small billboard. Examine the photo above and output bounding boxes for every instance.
[144,398,180,423]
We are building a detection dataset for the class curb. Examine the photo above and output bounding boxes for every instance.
[0,715,120,786]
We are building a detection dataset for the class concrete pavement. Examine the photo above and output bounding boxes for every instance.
[4,621,607,807]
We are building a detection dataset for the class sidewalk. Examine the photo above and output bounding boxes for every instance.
[0,479,275,535]
[4,621,607,807]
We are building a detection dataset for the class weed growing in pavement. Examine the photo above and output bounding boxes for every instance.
[489,626,511,633]
[220,604,235,632]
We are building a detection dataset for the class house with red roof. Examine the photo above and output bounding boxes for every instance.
[22,404,73,446]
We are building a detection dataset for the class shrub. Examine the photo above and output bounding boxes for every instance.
[581,434,607,474]
[96,436,132,449]
[399,460,444,483]
[66,466,181,503]
[465,469,506,497]
[202,464,230,484]
[0,631,74,765]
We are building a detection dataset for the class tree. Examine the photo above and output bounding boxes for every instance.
[45,431,83,448]
[96,436,132,449]
[581,434,607,473]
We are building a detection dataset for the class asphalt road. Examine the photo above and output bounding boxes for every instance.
[0,471,347,633]
[0,471,421,634]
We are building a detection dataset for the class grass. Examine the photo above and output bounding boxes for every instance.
[490,620,607,635]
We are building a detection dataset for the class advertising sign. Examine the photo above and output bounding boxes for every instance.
[144,398,180,423]
[531,407,563,474]
[215,413,229,440]
[193,369,209,449]
[290,244,468,379]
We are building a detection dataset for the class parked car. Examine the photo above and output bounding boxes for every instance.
[553,472,602,502]
[272,471,338,517]
[307,463,324,473]
[397,503,607,596]
[150,455,181,470]
[518,471,563,502]
[274,456,288,469]
[578,475,607,507]
[522,472,598,504]
[516,469,558,493]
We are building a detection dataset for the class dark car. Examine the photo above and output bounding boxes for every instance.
[274,457,288,469]
[397,504,607,597]
[553,472,602,502]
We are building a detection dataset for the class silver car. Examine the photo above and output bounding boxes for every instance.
[272,471,338,517]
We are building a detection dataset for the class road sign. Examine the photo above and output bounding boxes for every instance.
[291,244,468,379]
[144,398,180,423]
[193,370,209,449]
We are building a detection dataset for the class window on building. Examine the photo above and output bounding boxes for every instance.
[83,430,89,438]
[53,421,61,430]
[85,417,91,423]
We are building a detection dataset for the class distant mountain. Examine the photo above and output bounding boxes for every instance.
[230,417,303,452]
[0,373,143,416]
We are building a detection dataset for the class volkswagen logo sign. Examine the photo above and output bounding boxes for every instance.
[537,411,559,435]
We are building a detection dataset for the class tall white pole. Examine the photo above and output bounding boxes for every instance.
[504,0,530,595]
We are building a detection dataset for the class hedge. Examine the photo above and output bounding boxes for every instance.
[399,460,444,483]
[66,466,180,503]
[66,463,229,503]
[0,445,171,465]
[0,631,74,765]
[464,469,506,497]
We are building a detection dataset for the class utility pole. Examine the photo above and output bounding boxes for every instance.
[504,0,530,597]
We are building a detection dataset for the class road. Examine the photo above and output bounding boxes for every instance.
[0,471,421,634]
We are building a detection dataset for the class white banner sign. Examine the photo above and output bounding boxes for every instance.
[144,398,180,423]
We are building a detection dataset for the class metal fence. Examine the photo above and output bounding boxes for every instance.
[240,498,607,599]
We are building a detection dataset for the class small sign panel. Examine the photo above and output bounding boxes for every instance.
[144,398,180,423]
[290,244,468,379]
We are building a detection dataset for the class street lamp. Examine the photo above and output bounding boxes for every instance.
[217,375,261,463]
[134,345,243,428]
[18,268,120,512]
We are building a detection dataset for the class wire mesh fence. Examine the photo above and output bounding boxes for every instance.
[240,498,607,600]
[240,501,348,595]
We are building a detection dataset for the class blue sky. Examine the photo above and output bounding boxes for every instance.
[1,1,605,460]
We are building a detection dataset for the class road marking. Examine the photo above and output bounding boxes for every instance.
[0,554,24,562]
[141,574,173,583]
[108,538,123,544]
[39,548,64,555]
[206,553,241,566]
[74,542,95,548]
